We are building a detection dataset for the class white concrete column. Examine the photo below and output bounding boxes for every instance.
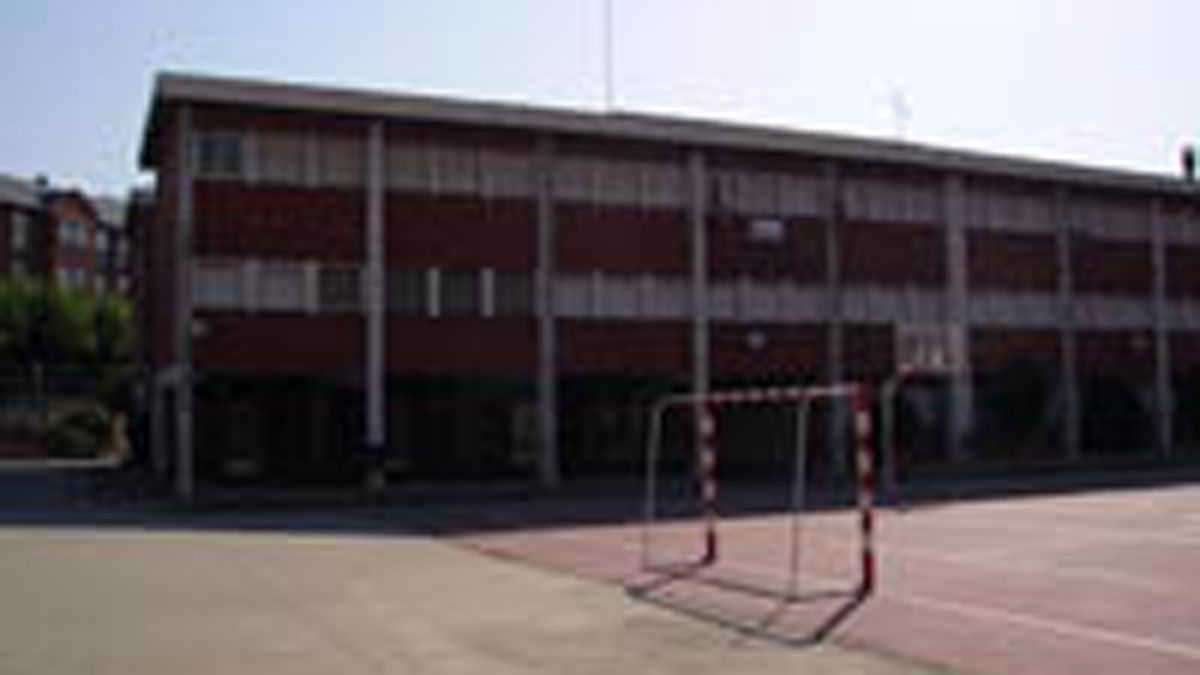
[944,175,973,460]
[689,149,710,401]
[535,135,560,489]
[481,267,496,318]
[1150,198,1174,458]
[365,121,386,489]
[1055,188,1082,459]
[174,105,195,501]
[824,163,844,386]
[303,261,320,315]
[427,267,442,318]
[824,163,847,475]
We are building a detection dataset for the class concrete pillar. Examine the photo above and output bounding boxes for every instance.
[364,121,387,491]
[824,163,844,388]
[824,163,847,475]
[174,105,194,501]
[535,135,560,489]
[689,149,710,401]
[1054,188,1082,459]
[943,175,973,460]
[1150,198,1174,458]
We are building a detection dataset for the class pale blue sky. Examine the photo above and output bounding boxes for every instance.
[0,0,1196,195]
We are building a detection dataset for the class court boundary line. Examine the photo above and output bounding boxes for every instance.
[460,514,1200,664]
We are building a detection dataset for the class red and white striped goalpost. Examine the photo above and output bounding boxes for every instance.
[642,383,877,597]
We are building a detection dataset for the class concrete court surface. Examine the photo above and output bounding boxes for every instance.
[445,481,1200,675]
[0,505,934,675]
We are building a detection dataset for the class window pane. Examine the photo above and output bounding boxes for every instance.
[196,132,245,178]
[386,268,425,315]
[440,269,480,316]
[193,261,242,309]
[259,133,306,184]
[319,266,361,313]
[259,264,306,311]
[494,271,533,315]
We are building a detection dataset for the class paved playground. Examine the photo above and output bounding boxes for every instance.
[0,491,927,675]
[437,480,1200,675]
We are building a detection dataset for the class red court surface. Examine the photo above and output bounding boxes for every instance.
[430,482,1200,675]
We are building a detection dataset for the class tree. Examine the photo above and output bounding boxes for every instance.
[0,277,133,367]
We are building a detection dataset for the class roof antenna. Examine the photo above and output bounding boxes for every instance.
[889,87,911,141]
[603,0,616,112]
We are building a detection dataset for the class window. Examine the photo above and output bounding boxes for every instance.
[258,133,306,184]
[440,269,481,316]
[494,272,533,315]
[258,264,306,311]
[96,228,110,253]
[193,261,242,310]
[317,136,366,187]
[58,220,86,246]
[10,212,29,250]
[319,266,362,312]
[57,267,87,289]
[195,131,245,178]
[386,268,426,315]
[748,218,786,244]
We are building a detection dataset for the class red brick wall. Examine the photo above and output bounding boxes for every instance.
[387,193,534,269]
[387,318,536,376]
[842,323,895,381]
[840,222,944,286]
[1166,243,1200,298]
[968,231,1058,291]
[560,320,689,376]
[1075,329,1155,378]
[710,216,826,281]
[713,323,826,376]
[194,183,365,261]
[557,204,687,274]
[1172,332,1200,370]
[194,313,362,375]
[1071,237,1151,295]
[971,328,1060,370]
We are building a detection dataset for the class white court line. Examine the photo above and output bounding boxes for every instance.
[883,507,1200,548]
[884,545,1180,594]
[518,523,1200,664]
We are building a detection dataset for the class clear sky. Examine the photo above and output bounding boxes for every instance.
[0,0,1196,195]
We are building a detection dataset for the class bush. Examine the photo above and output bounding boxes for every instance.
[46,405,111,459]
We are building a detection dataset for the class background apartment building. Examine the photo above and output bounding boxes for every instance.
[137,73,1200,496]
[0,173,127,293]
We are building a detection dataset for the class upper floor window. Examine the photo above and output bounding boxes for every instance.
[58,220,87,246]
[748,217,787,244]
[195,131,245,179]
[10,211,29,250]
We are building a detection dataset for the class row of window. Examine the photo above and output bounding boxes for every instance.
[192,131,1197,239]
[192,259,1200,330]
[193,262,533,317]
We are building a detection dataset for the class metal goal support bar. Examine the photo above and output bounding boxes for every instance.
[641,383,877,598]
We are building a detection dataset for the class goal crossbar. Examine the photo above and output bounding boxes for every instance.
[640,383,877,598]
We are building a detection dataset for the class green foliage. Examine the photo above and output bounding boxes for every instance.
[0,276,42,363]
[46,404,112,458]
[0,277,132,367]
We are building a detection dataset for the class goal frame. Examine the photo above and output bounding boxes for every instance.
[640,382,877,598]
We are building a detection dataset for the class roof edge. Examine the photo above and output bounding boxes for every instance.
[140,71,1199,197]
